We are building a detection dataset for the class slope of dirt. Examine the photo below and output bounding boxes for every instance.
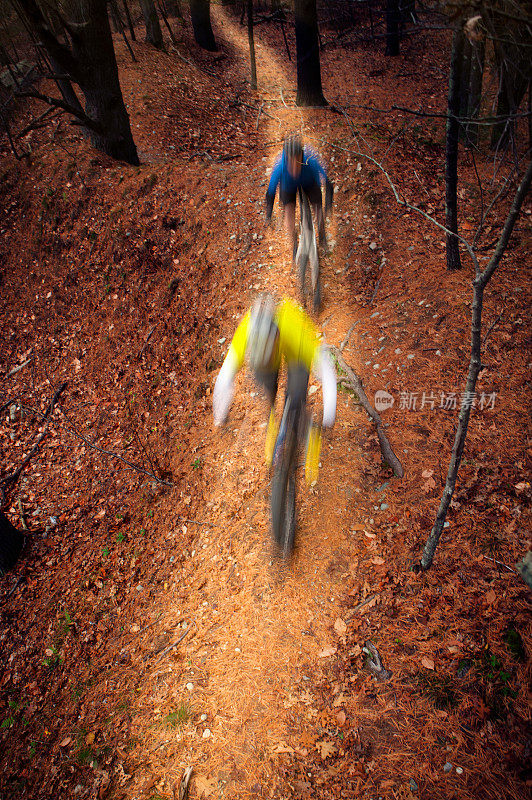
[0,8,531,800]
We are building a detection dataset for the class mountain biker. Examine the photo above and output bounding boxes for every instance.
[213,294,336,466]
[265,134,334,261]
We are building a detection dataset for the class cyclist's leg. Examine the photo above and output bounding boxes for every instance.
[254,368,279,465]
[280,186,298,261]
[305,181,325,245]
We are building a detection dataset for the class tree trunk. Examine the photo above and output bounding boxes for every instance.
[190,0,217,51]
[139,0,164,48]
[0,513,25,574]
[294,0,326,106]
[20,0,139,165]
[445,24,464,271]
[385,0,400,56]
[458,36,471,121]
[491,58,528,151]
[466,36,485,147]
[163,0,183,18]
[109,0,122,32]
[421,160,532,570]
[247,0,257,89]
[122,0,137,40]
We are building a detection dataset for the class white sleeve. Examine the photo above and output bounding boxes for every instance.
[213,349,238,426]
[313,345,337,428]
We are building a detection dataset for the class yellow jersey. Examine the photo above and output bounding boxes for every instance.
[229,297,321,373]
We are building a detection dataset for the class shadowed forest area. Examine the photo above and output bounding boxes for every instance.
[0,1,531,799]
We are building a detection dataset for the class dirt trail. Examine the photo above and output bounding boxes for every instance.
[129,10,374,798]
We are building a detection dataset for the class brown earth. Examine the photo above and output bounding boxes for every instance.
[0,8,531,800]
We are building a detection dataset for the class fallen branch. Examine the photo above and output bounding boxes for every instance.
[256,101,264,129]
[331,347,404,478]
[340,322,360,351]
[154,623,193,664]
[177,766,193,800]
[363,641,392,681]
[6,357,33,378]
[17,498,28,531]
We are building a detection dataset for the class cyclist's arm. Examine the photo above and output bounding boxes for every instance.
[265,159,282,218]
[213,349,239,426]
[313,345,337,428]
[212,313,250,426]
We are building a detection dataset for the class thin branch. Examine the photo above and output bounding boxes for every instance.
[15,89,100,132]
[340,322,360,352]
[1,382,67,508]
[482,313,503,345]
[57,407,173,487]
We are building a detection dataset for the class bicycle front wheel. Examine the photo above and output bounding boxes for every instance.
[271,462,296,558]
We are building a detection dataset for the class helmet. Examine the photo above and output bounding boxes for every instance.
[283,133,303,163]
[247,295,279,371]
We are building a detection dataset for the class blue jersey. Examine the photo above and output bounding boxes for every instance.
[266,147,328,199]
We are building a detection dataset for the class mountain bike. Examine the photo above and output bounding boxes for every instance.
[270,393,321,559]
[295,187,321,313]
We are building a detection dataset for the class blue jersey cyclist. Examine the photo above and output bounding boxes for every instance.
[265,134,334,260]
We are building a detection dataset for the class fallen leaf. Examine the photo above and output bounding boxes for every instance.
[335,710,346,726]
[423,477,436,493]
[422,469,434,479]
[486,589,496,605]
[59,737,72,747]
[352,523,365,531]
[515,482,529,492]
[364,531,376,539]
[421,657,435,670]
[272,742,295,754]
[318,645,337,658]
[316,740,337,759]
[85,732,95,745]
[195,775,217,797]
[333,618,347,636]
[371,556,385,565]
[333,693,347,707]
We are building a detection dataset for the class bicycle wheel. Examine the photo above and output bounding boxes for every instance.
[271,458,296,558]
[271,406,298,558]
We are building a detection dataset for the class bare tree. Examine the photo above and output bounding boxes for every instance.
[445,21,466,271]
[294,0,326,106]
[247,0,257,89]
[484,0,532,151]
[420,160,532,569]
[17,0,139,164]
[386,0,400,56]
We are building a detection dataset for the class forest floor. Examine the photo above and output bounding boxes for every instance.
[0,7,531,800]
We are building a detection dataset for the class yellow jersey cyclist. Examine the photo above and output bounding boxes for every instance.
[213,294,337,467]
